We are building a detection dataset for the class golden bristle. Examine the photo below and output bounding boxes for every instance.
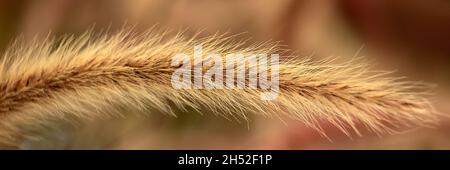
[0,28,441,148]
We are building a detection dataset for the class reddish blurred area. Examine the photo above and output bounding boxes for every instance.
[342,0,450,54]
[1,0,449,149]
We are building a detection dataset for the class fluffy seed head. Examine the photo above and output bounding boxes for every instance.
[0,28,441,148]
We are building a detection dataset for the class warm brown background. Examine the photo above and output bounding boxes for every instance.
[1,0,449,149]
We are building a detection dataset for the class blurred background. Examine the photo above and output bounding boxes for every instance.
[1,0,450,149]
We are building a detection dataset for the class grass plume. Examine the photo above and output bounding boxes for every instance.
[0,28,441,148]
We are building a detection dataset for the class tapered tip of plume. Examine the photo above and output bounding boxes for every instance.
[0,27,444,148]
